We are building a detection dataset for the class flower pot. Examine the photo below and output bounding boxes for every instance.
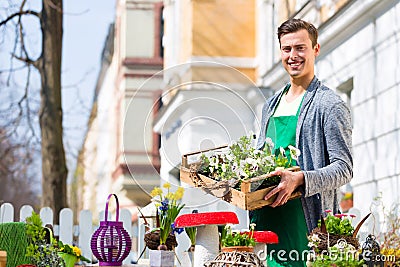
[221,246,254,253]
[149,250,174,267]
[0,251,6,267]
[58,252,78,267]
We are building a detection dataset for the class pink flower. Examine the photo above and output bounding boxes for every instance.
[325,209,332,213]
[334,214,345,218]
[350,214,356,218]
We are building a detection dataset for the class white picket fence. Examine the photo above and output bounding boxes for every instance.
[0,202,139,264]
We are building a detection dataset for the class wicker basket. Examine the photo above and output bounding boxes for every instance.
[310,227,360,251]
[204,251,264,267]
[311,213,371,251]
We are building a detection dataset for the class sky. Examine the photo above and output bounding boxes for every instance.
[0,1,116,185]
[62,1,116,166]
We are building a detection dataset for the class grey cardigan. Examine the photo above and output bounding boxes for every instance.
[256,76,353,232]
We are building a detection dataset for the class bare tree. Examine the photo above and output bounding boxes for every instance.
[0,128,40,221]
[0,0,67,223]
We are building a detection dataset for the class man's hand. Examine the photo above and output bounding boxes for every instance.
[264,169,305,208]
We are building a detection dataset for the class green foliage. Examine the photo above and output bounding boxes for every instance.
[317,212,354,236]
[25,211,64,267]
[185,226,197,247]
[199,134,300,183]
[310,245,364,267]
[57,240,90,262]
[221,224,256,248]
[0,222,30,267]
[311,255,364,267]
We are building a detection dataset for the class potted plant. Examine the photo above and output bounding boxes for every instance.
[307,210,365,267]
[0,250,6,267]
[145,183,185,267]
[57,240,90,267]
[201,223,265,266]
[220,223,256,252]
[25,211,64,267]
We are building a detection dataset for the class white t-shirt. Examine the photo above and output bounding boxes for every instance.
[273,91,306,117]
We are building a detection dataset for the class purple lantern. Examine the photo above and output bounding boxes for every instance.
[91,194,132,266]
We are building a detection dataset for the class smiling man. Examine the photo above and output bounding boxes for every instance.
[251,19,353,266]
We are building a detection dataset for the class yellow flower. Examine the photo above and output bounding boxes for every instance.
[150,187,162,197]
[163,182,171,189]
[166,192,173,199]
[173,187,184,200]
[72,246,81,257]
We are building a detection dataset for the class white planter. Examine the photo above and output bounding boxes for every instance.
[149,250,175,267]
[176,251,194,267]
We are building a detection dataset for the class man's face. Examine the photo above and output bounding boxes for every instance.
[280,29,320,80]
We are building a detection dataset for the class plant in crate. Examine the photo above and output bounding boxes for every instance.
[198,133,301,191]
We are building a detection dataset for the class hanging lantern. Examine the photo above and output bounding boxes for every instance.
[91,194,132,266]
[361,235,384,267]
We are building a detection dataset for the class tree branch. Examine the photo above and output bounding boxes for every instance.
[0,10,40,27]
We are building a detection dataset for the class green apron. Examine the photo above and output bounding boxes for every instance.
[251,89,308,267]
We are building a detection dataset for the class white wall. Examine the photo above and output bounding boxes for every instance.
[315,1,400,219]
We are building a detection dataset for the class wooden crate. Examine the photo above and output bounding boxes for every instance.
[180,146,302,211]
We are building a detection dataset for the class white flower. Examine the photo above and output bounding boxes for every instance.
[235,168,248,179]
[226,153,234,161]
[288,145,301,160]
[310,234,320,242]
[279,147,285,156]
[231,162,238,171]
[209,157,218,167]
[245,158,257,166]
[265,137,274,148]
[308,242,316,248]
[209,166,214,173]
[239,160,246,167]
[264,156,274,165]
[221,164,227,173]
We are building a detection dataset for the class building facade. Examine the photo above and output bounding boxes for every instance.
[75,0,164,223]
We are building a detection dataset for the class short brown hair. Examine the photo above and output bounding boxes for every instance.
[277,19,318,47]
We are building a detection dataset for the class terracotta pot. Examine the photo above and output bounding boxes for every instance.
[0,251,6,267]
[221,246,254,253]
